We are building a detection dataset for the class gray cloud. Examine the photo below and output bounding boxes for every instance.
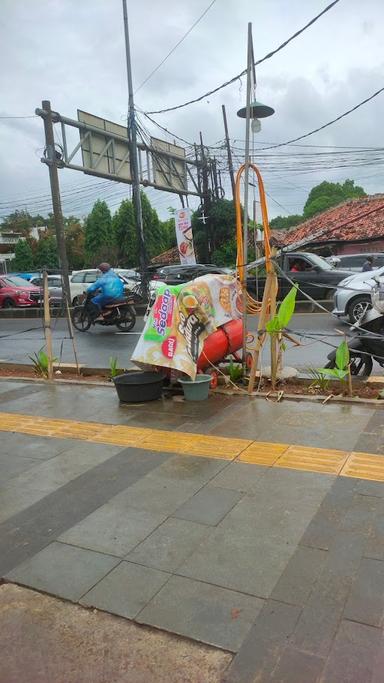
[1,0,384,221]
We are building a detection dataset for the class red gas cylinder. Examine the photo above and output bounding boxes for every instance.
[197,319,243,371]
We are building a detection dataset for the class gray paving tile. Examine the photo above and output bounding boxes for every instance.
[343,557,384,627]
[178,526,294,597]
[339,493,381,535]
[0,453,42,484]
[271,546,327,607]
[292,531,367,657]
[270,648,325,683]
[209,461,266,493]
[0,448,169,577]
[365,511,384,560]
[6,542,119,601]
[320,620,382,683]
[6,442,122,493]
[127,518,210,571]
[173,486,242,526]
[81,561,169,619]
[0,432,80,460]
[137,575,264,652]
[59,502,165,557]
[223,601,301,683]
[112,474,202,516]
[354,478,384,498]
[148,454,227,485]
[0,483,48,524]
[301,480,356,550]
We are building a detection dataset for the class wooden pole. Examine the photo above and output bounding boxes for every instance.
[43,269,53,380]
[247,272,273,393]
[65,298,81,375]
[269,272,278,391]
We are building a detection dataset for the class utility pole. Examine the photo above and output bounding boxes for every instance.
[122,0,147,274]
[37,100,71,311]
[199,132,212,262]
[221,104,235,200]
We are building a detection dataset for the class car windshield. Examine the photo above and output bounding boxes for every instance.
[3,276,31,287]
[304,254,332,271]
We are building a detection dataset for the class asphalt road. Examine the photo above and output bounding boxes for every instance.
[0,313,360,373]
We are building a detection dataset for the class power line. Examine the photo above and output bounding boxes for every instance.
[146,0,341,114]
[257,86,384,150]
[135,0,217,95]
[0,115,38,120]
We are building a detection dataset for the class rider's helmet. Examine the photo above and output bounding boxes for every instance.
[98,262,111,273]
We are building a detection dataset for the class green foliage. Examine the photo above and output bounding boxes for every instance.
[12,239,34,270]
[307,367,330,393]
[229,359,243,383]
[266,285,298,334]
[84,200,113,266]
[269,215,303,230]
[109,356,122,379]
[29,348,57,379]
[65,221,85,270]
[34,235,59,269]
[303,180,366,219]
[192,199,237,264]
[318,340,350,382]
[112,199,137,266]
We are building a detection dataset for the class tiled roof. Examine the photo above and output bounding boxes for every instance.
[279,195,384,247]
[150,246,180,265]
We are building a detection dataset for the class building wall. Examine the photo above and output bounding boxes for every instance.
[333,239,384,255]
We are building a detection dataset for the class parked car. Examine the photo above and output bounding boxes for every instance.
[29,274,63,307]
[0,275,42,308]
[69,268,138,305]
[333,265,384,323]
[246,252,353,301]
[327,253,384,272]
[150,263,229,285]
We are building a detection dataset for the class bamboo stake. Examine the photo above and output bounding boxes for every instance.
[247,272,273,394]
[269,272,278,391]
[43,269,53,380]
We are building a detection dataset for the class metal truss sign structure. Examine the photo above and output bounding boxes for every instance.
[36,107,201,197]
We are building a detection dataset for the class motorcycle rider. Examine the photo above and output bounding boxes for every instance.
[86,263,125,321]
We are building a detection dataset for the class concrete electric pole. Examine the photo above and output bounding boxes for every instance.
[122,0,147,274]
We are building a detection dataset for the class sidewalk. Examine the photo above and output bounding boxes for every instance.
[1,378,384,682]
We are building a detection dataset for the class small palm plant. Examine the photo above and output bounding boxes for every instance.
[317,340,352,396]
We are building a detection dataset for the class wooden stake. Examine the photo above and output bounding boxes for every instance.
[65,297,81,375]
[269,272,278,391]
[247,272,273,394]
[43,270,53,380]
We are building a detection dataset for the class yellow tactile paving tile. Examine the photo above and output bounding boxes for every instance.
[237,441,289,465]
[340,452,384,481]
[275,445,349,475]
[139,431,251,460]
[1,411,384,482]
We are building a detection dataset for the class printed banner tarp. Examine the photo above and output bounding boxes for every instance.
[175,208,196,265]
[132,274,242,379]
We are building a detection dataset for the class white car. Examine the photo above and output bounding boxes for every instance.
[69,268,139,306]
[333,266,384,323]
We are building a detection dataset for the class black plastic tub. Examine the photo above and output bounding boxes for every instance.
[113,371,165,403]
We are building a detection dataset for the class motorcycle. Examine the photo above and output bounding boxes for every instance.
[325,279,384,377]
[72,292,136,332]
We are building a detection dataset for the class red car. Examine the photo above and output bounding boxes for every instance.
[0,275,42,308]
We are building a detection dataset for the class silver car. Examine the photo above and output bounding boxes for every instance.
[333,266,384,323]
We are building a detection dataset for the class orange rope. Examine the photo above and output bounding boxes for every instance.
[235,163,273,313]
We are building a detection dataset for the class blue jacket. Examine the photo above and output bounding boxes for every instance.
[87,270,124,298]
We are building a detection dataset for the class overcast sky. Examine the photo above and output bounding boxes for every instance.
[1,0,384,223]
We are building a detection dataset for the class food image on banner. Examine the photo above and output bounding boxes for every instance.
[132,274,243,379]
[175,208,196,265]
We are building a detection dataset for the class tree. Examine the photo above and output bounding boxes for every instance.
[140,192,169,260]
[12,239,34,270]
[303,179,366,219]
[192,199,238,265]
[112,199,137,266]
[84,200,114,265]
[65,222,85,271]
[269,215,303,230]
[34,235,59,269]
[0,210,46,236]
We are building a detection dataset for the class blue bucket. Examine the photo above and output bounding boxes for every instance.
[179,374,211,401]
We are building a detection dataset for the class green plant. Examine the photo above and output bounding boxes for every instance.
[307,366,330,393]
[29,348,57,378]
[265,284,298,335]
[109,356,122,379]
[317,340,350,383]
[229,359,243,383]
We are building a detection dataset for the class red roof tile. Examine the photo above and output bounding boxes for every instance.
[280,195,384,247]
